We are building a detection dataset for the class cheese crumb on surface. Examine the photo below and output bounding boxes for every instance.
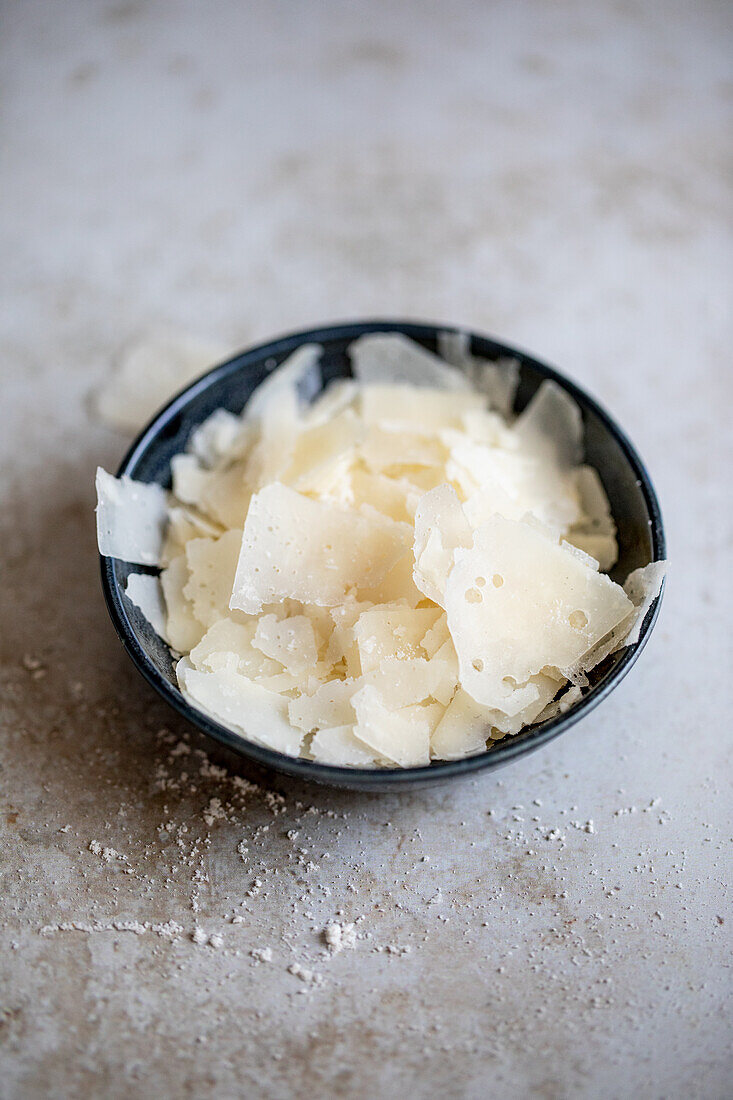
[96,334,665,769]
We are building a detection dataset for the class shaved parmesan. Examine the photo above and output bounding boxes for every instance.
[310,726,380,767]
[160,556,206,652]
[288,678,357,732]
[177,658,302,756]
[445,515,633,709]
[351,333,470,392]
[413,485,472,606]
[622,562,667,646]
[351,686,432,768]
[253,614,319,673]
[431,689,492,761]
[184,530,244,628]
[437,331,520,417]
[230,483,410,614]
[245,344,322,422]
[96,468,168,566]
[124,573,169,642]
[97,331,664,768]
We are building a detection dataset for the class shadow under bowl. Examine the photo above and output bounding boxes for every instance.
[100,319,665,790]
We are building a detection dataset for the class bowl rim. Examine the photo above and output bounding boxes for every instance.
[100,318,666,788]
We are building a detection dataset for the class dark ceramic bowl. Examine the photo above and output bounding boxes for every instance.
[100,320,665,790]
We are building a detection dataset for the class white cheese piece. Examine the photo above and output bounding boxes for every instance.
[94,328,230,432]
[347,470,415,523]
[574,466,617,535]
[350,333,471,392]
[170,454,212,506]
[303,379,359,426]
[431,689,491,760]
[243,346,321,489]
[124,573,169,642]
[560,539,600,571]
[534,684,583,724]
[566,561,666,677]
[351,685,432,767]
[285,410,364,493]
[567,533,618,573]
[437,331,520,417]
[412,485,473,606]
[252,614,319,673]
[177,658,302,756]
[359,426,446,473]
[309,726,380,767]
[457,408,516,448]
[188,409,251,468]
[622,561,667,646]
[356,550,424,608]
[567,466,618,570]
[288,678,358,733]
[354,603,441,673]
[420,614,450,658]
[363,656,448,709]
[244,344,322,421]
[162,506,223,566]
[360,385,484,431]
[172,455,252,528]
[428,639,460,705]
[189,618,283,680]
[514,380,583,469]
[160,556,206,652]
[95,467,169,566]
[184,530,244,628]
[445,514,633,709]
[230,483,410,614]
[200,463,252,530]
[449,440,581,532]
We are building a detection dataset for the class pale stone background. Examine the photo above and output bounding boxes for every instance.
[1,2,731,1097]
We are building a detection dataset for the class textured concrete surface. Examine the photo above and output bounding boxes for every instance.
[1,2,731,1097]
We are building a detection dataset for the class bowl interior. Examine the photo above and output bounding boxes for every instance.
[102,320,664,790]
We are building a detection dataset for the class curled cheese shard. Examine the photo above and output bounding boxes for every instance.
[445,515,633,709]
[95,467,168,566]
[437,330,520,417]
[230,483,410,614]
[124,573,169,642]
[412,484,472,607]
[176,657,302,757]
[244,343,322,422]
[622,561,667,646]
[350,333,471,391]
[514,379,583,470]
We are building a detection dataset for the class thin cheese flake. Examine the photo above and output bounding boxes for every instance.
[229,483,410,614]
[95,333,665,768]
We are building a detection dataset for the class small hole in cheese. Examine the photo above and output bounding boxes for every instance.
[492,574,504,588]
[472,658,484,673]
[465,587,482,604]
[475,576,486,587]
[568,609,588,629]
